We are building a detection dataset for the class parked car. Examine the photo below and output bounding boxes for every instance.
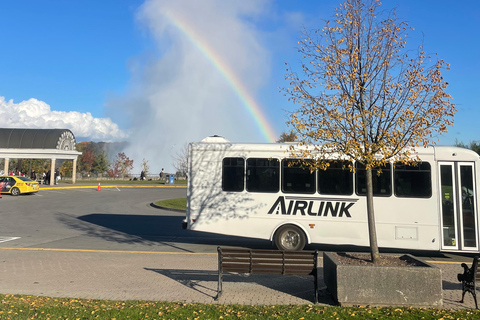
[0,176,39,196]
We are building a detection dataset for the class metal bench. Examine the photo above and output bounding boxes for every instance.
[458,255,479,309]
[216,247,318,303]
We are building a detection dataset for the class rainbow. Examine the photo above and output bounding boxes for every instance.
[164,10,277,142]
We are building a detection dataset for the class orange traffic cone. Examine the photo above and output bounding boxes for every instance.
[97,183,101,191]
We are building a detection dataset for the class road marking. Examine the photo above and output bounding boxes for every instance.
[0,237,20,243]
[41,185,186,190]
[0,247,215,256]
[0,247,462,264]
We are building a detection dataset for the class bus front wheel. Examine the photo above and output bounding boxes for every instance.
[274,225,306,251]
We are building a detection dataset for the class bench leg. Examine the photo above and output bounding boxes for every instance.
[460,288,466,303]
[460,285,479,309]
[215,270,223,300]
[216,247,223,300]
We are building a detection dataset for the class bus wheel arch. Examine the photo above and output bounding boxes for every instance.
[273,224,308,251]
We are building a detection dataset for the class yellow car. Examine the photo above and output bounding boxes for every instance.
[0,176,40,196]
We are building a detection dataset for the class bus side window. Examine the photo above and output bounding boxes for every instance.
[355,162,392,196]
[282,159,315,194]
[246,158,279,193]
[394,162,432,198]
[222,157,245,192]
[318,160,353,195]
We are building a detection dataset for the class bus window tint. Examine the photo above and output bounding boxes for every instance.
[246,158,279,193]
[355,162,392,196]
[318,161,353,195]
[282,159,315,194]
[394,162,432,198]
[222,157,244,192]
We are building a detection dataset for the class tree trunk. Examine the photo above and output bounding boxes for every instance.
[366,167,380,263]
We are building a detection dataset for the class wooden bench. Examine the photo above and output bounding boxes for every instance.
[216,247,318,303]
[458,256,479,309]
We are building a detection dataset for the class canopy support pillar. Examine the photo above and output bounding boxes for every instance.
[50,159,56,186]
[4,158,9,175]
[72,159,77,184]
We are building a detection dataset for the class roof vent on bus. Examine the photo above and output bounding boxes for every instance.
[201,135,229,143]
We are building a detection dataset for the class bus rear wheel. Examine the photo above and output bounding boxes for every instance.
[274,225,306,251]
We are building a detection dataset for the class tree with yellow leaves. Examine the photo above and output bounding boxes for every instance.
[276,131,298,143]
[283,0,455,262]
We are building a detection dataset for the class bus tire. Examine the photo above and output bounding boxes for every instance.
[274,225,306,251]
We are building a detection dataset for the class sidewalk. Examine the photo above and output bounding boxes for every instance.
[0,248,474,309]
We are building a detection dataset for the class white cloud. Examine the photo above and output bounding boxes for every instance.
[0,96,127,141]
[107,0,273,173]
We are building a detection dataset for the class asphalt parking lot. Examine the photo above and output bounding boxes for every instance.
[0,184,272,253]
[0,183,478,309]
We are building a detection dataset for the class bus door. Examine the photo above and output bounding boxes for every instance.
[439,162,478,251]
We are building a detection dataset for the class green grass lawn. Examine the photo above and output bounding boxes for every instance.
[154,198,187,210]
[0,294,478,319]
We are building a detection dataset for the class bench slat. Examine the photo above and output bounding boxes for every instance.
[221,255,316,262]
[220,248,316,254]
[251,265,313,273]
[222,258,315,265]
[222,266,251,273]
[222,266,315,272]
[222,261,315,268]
[221,251,316,258]
[248,269,314,275]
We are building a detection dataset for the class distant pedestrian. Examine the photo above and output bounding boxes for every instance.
[46,170,52,185]
[55,168,60,185]
[160,168,164,179]
[140,171,146,180]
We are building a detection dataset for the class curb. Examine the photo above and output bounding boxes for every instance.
[40,185,187,190]
[149,202,186,213]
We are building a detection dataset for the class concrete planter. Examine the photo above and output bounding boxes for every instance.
[323,252,443,307]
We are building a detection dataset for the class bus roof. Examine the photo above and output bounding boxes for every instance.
[190,136,480,162]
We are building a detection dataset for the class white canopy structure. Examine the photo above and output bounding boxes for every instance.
[0,128,82,185]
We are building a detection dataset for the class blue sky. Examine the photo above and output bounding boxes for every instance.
[0,0,478,171]
[0,0,144,116]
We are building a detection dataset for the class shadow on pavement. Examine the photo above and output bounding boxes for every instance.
[443,279,462,291]
[62,213,273,250]
[145,267,334,305]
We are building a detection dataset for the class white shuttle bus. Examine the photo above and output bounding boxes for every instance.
[184,135,480,253]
